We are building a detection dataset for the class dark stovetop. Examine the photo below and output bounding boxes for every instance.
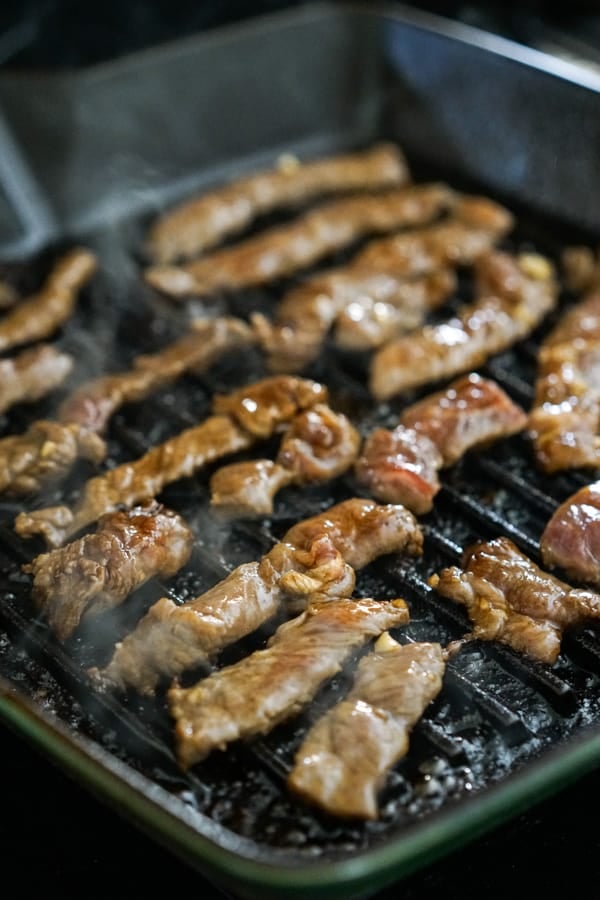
[1,3,600,898]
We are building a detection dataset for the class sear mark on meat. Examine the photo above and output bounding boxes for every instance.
[145,142,410,264]
[0,247,97,353]
[252,192,513,373]
[210,403,361,518]
[88,532,355,696]
[369,250,558,401]
[143,184,455,300]
[355,373,527,514]
[429,536,600,664]
[0,420,105,496]
[168,596,410,770]
[287,636,445,819]
[527,290,600,472]
[22,501,194,641]
[0,344,73,416]
[540,481,600,586]
[58,316,253,434]
[14,375,326,547]
[88,497,422,696]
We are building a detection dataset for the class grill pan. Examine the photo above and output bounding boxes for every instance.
[1,3,600,898]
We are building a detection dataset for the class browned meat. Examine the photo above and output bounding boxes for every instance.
[211,374,328,437]
[58,316,253,433]
[144,184,454,299]
[88,497,422,696]
[540,482,600,585]
[400,373,528,466]
[22,502,194,641]
[287,636,445,819]
[168,596,410,769]
[370,251,557,401]
[0,420,105,495]
[429,536,600,663]
[253,266,455,373]
[0,248,97,353]
[282,497,424,570]
[14,415,250,546]
[88,532,356,695]
[354,427,442,515]
[210,403,361,517]
[354,374,526,514]
[0,344,73,415]
[332,270,456,353]
[145,142,410,263]
[528,291,600,472]
[15,375,327,547]
[252,193,512,372]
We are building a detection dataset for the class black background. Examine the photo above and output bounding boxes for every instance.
[1,2,600,898]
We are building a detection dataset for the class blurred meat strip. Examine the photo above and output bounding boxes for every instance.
[88,497,423,696]
[527,289,600,472]
[253,194,512,372]
[0,344,73,415]
[429,536,600,664]
[58,316,253,434]
[288,636,445,819]
[0,420,105,495]
[540,481,600,586]
[23,501,194,641]
[145,142,410,264]
[144,184,453,298]
[210,403,361,518]
[370,250,558,402]
[0,318,253,499]
[169,596,410,770]
[355,373,527,514]
[0,247,97,352]
[14,375,328,546]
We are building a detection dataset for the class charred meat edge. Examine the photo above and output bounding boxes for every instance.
[145,142,410,263]
[88,497,423,696]
[369,250,557,401]
[0,247,97,353]
[429,535,600,663]
[168,596,410,770]
[287,636,445,819]
[14,374,327,547]
[144,184,455,299]
[22,501,194,641]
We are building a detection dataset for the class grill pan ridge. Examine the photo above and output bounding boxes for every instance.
[0,5,600,899]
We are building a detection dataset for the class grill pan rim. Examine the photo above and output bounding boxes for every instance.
[2,674,599,900]
[1,3,600,898]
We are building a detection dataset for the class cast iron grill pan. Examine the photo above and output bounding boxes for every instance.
[0,153,599,862]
